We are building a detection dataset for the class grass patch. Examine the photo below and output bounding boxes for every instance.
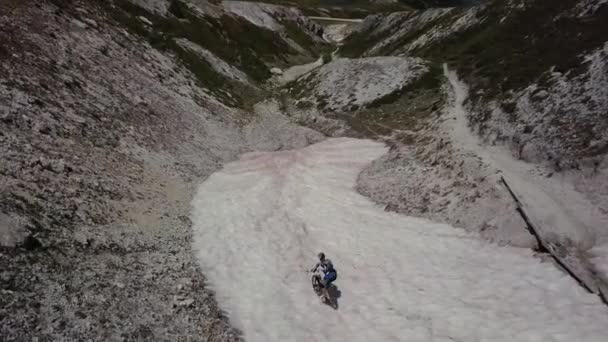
[280,20,321,55]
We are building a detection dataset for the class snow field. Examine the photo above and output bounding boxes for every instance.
[191,138,608,342]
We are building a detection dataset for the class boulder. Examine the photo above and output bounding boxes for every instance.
[138,16,153,26]
[0,213,30,248]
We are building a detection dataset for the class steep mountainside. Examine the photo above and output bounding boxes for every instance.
[101,0,328,106]
[291,0,608,300]
[0,0,324,340]
[340,0,608,168]
[231,0,479,18]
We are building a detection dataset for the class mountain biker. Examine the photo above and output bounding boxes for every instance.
[311,252,337,289]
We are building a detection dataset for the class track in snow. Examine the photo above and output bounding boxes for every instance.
[191,138,608,342]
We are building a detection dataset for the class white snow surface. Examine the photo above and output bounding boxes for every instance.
[192,138,608,342]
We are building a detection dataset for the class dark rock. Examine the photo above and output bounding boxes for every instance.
[1,111,14,123]
[35,123,52,135]
[21,234,42,250]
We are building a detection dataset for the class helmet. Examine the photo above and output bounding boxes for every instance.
[318,252,325,261]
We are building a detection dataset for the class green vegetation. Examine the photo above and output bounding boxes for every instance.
[340,0,608,102]
[166,0,287,82]
[285,72,319,99]
[330,63,443,141]
[344,93,443,141]
[94,0,326,107]
[419,0,607,99]
[278,19,333,60]
[281,20,317,52]
[338,9,463,58]
[283,60,444,141]
[338,12,415,58]
[331,0,608,146]
[367,63,443,109]
[169,41,264,107]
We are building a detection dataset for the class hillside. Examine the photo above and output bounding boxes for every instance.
[2,0,608,340]
[229,0,477,17]
[294,0,608,300]
[0,0,325,339]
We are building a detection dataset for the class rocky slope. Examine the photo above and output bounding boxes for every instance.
[340,0,608,170]
[2,0,608,340]
[0,0,325,340]
[229,0,479,18]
